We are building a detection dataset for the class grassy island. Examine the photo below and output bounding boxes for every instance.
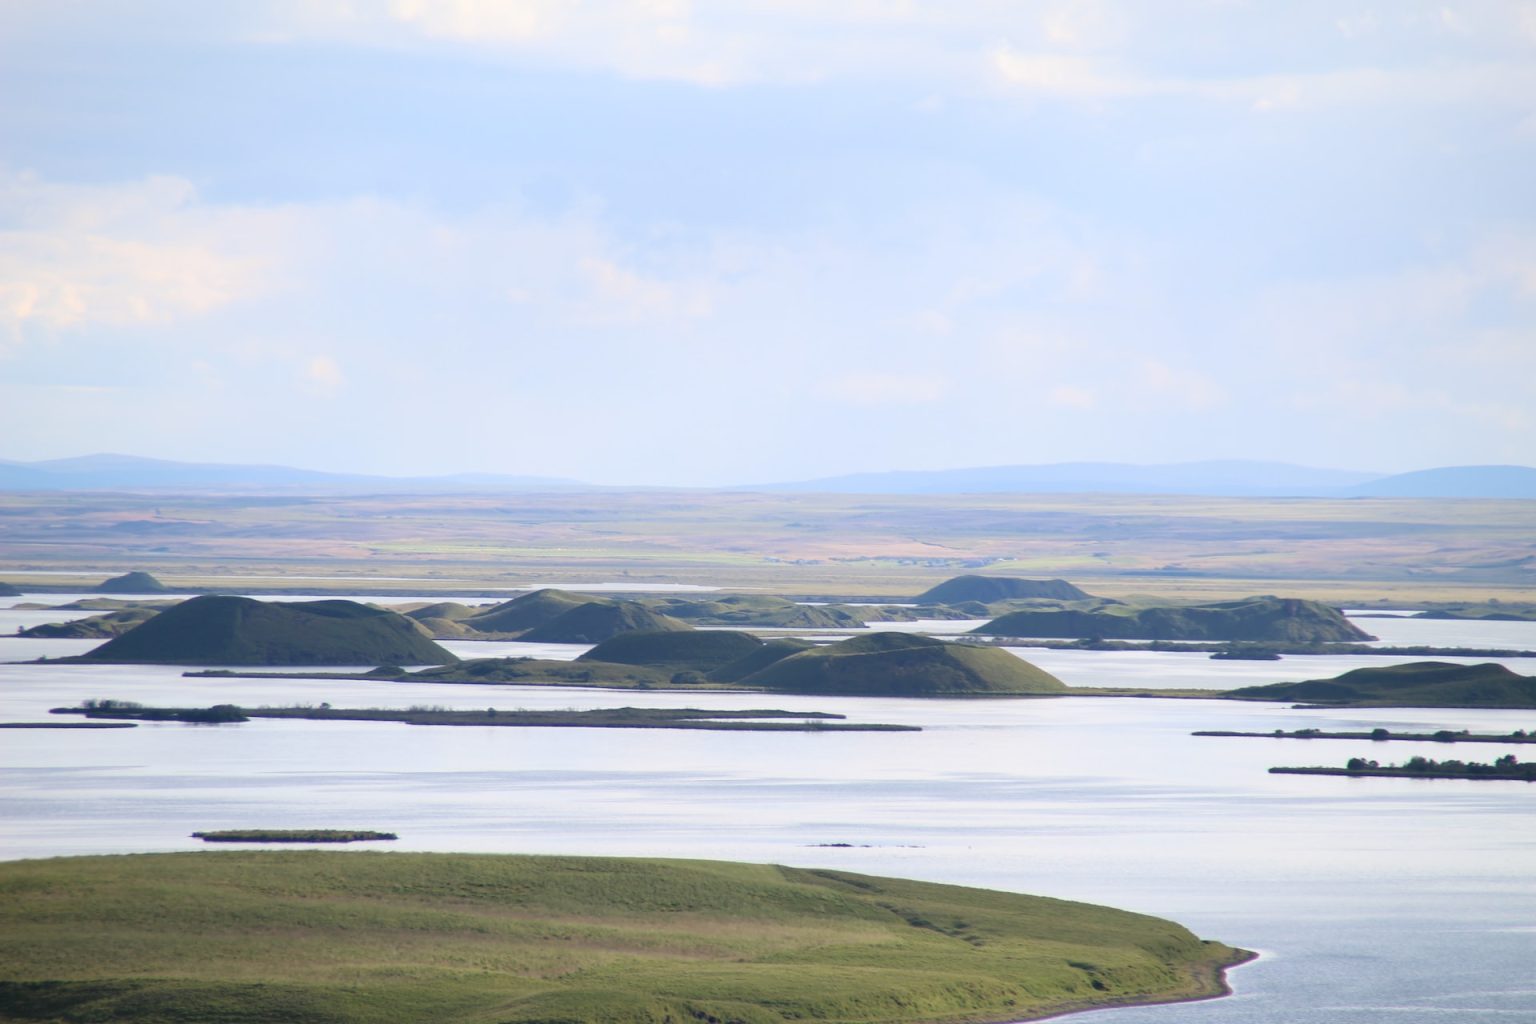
[973,595,1372,643]
[1225,661,1536,708]
[0,852,1252,1024]
[192,829,397,843]
[1196,727,1536,744]
[1272,754,1536,781]
[66,595,458,666]
[51,702,917,732]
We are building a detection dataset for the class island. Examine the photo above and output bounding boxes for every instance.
[192,829,397,842]
[18,606,160,639]
[972,595,1372,643]
[1195,727,1536,744]
[517,599,691,643]
[0,852,1254,1024]
[94,570,169,593]
[57,595,459,666]
[914,574,1093,604]
[52,701,918,732]
[739,632,1066,696]
[1224,661,1536,709]
[1271,755,1536,781]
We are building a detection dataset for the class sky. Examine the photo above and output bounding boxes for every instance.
[2,1,1534,486]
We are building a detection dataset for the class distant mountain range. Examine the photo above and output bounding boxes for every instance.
[1,454,1533,498]
[0,454,584,493]
[760,461,1536,499]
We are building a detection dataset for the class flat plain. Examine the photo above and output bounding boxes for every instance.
[1,490,1533,602]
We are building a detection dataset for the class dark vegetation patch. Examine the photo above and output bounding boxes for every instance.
[192,830,397,842]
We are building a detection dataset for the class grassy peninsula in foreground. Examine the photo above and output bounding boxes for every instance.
[0,852,1251,1024]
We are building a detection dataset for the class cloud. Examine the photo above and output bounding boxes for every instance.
[303,355,344,395]
[578,256,712,323]
[1137,360,1226,411]
[0,173,272,346]
[821,372,954,406]
[1048,384,1097,410]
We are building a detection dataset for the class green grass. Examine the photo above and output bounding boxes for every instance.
[0,852,1250,1024]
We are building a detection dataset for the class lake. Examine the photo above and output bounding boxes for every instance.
[1,598,1534,1022]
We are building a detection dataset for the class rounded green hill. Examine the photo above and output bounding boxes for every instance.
[1226,661,1536,708]
[519,600,692,644]
[975,596,1371,643]
[76,595,458,666]
[463,589,600,634]
[580,630,764,674]
[94,570,168,594]
[742,633,1066,696]
[916,575,1092,604]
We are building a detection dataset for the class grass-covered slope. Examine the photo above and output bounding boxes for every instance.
[742,633,1066,696]
[975,596,1371,643]
[0,851,1250,1024]
[462,589,601,634]
[1226,661,1536,708]
[916,575,1092,604]
[580,630,765,674]
[519,600,692,644]
[76,596,458,666]
[18,607,161,639]
[94,570,167,593]
[708,637,816,682]
[650,595,865,628]
[410,657,668,687]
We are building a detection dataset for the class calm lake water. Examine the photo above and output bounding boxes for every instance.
[1,598,1534,1022]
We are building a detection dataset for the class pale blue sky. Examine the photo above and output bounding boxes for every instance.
[2,1,1533,484]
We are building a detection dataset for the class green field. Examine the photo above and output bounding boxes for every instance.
[0,852,1249,1024]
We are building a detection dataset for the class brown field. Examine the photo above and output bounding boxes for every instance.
[1,490,1532,604]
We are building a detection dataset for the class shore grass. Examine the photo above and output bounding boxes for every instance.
[0,852,1250,1024]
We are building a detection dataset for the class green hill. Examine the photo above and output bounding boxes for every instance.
[916,575,1092,604]
[579,630,765,674]
[94,570,167,594]
[519,601,692,644]
[0,581,21,597]
[0,851,1250,1024]
[19,607,161,639]
[410,657,668,687]
[403,601,479,622]
[463,589,606,634]
[1226,661,1536,708]
[651,595,865,628]
[75,596,458,666]
[741,633,1066,696]
[708,638,816,682]
[974,596,1370,643]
